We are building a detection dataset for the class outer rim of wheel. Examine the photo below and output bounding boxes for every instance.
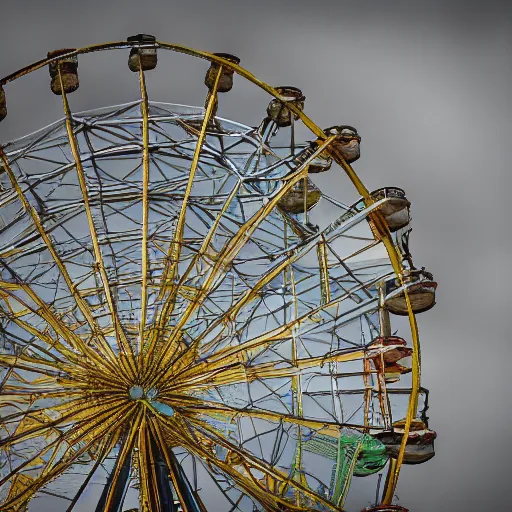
[0,40,424,507]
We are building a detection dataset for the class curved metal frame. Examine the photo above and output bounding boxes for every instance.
[0,41,426,510]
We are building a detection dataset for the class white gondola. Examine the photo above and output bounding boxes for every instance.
[371,187,410,232]
[384,269,437,315]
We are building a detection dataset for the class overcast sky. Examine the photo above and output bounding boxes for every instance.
[0,1,511,510]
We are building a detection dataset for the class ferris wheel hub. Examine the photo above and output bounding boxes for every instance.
[129,385,158,401]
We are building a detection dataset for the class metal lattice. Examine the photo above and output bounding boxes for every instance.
[0,41,436,512]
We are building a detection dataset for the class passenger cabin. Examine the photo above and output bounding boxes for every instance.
[371,187,410,232]
[309,149,332,173]
[127,34,158,72]
[277,178,321,214]
[324,125,361,163]
[266,86,305,127]
[48,49,79,95]
[375,418,437,465]
[204,53,240,93]
[384,269,437,316]
[368,336,412,384]
[336,186,409,235]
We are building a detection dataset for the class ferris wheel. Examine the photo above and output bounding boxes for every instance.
[0,36,437,512]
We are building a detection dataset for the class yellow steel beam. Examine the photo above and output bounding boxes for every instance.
[0,353,74,376]
[58,66,138,381]
[0,278,124,383]
[137,417,158,512]
[144,181,240,355]
[157,64,224,302]
[147,137,337,387]
[0,398,127,485]
[0,299,79,364]
[317,235,331,304]
[375,283,392,431]
[140,181,242,387]
[287,253,307,505]
[168,348,367,391]
[0,150,124,376]
[149,417,195,512]
[143,65,225,366]
[0,394,126,451]
[139,60,150,359]
[326,144,421,503]
[164,394,371,435]
[103,407,143,511]
[0,402,132,511]
[381,261,420,503]
[183,415,345,512]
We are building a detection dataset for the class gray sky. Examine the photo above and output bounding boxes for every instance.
[1,0,511,510]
